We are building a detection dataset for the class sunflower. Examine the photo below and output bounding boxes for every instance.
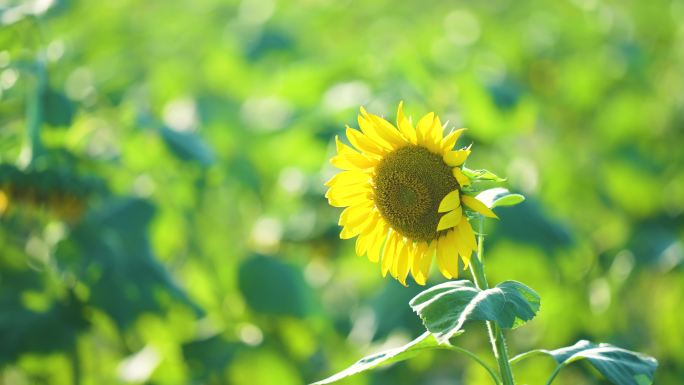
[325,102,497,286]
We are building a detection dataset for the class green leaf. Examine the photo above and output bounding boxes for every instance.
[182,335,242,381]
[0,271,88,365]
[545,340,658,385]
[312,332,445,385]
[56,198,200,329]
[410,280,540,343]
[159,126,215,166]
[42,88,75,128]
[476,188,525,208]
[462,167,506,182]
[238,255,312,317]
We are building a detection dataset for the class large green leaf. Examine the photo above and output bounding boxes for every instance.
[312,332,444,385]
[543,340,658,385]
[410,280,540,343]
[238,255,312,317]
[0,268,88,364]
[56,197,200,329]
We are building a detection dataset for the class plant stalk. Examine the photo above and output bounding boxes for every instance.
[509,349,546,365]
[445,345,501,385]
[468,216,516,385]
[544,364,563,385]
[25,58,46,164]
[70,343,81,385]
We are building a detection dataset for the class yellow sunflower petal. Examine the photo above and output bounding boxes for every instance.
[452,167,471,187]
[339,201,374,227]
[340,215,376,239]
[326,182,371,197]
[410,242,429,285]
[395,240,413,286]
[325,183,371,207]
[340,211,378,239]
[339,226,354,239]
[331,136,377,170]
[355,233,369,256]
[444,148,471,167]
[325,170,371,187]
[425,115,445,154]
[451,225,471,268]
[364,110,408,148]
[346,126,385,158]
[358,114,395,150]
[415,112,435,146]
[455,233,473,269]
[420,241,436,281]
[462,195,498,219]
[339,224,358,240]
[330,155,361,171]
[459,216,478,250]
[390,238,401,279]
[438,190,461,213]
[436,205,463,231]
[397,101,417,144]
[360,107,406,147]
[381,231,399,277]
[325,170,370,188]
[441,128,466,152]
[436,232,459,279]
[367,221,388,263]
[327,191,371,208]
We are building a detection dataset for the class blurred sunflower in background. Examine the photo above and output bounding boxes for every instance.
[325,103,497,285]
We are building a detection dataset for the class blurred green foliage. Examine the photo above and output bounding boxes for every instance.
[1,0,683,384]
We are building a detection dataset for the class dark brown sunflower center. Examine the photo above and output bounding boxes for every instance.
[373,145,459,242]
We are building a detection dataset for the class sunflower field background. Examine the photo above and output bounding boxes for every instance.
[1,0,683,384]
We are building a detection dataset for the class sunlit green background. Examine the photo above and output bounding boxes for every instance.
[1,0,683,384]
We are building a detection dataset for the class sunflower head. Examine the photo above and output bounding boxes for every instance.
[325,102,497,285]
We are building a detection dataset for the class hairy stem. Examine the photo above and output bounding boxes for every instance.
[492,325,514,385]
[468,216,516,385]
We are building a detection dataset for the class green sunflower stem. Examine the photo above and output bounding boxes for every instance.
[469,216,516,385]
